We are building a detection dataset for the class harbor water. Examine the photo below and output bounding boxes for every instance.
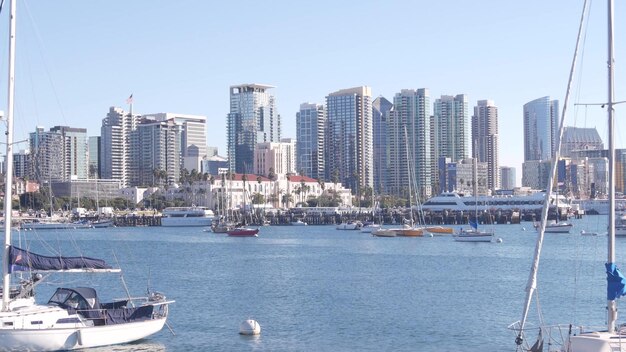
[17,216,620,351]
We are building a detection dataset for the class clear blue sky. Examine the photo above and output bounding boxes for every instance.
[1,0,624,186]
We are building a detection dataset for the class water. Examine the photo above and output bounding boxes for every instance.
[15,216,621,351]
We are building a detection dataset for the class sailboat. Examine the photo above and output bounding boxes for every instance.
[0,1,172,350]
[543,187,573,233]
[453,150,494,242]
[512,1,626,350]
[227,174,259,237]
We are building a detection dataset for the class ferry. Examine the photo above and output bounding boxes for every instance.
[421,192,570,213]
[160,206,214,227]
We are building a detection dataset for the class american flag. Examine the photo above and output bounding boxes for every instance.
[126,94,133,104]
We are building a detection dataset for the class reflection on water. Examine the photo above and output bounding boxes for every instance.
[86,341,165,352]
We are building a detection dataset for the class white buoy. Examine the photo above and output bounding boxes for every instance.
[427,233,433,237]
[522,227,526,231]
[496,238,503,243]
[239,319,261,335]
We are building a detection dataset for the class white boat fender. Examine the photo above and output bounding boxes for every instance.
[427,233,433,237]
[239,319,261,335]
[496,238,503,243]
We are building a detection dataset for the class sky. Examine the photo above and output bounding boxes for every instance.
[0,0,624,186]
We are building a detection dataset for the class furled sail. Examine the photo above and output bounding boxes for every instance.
[8,245,113,273]
[606,263,626,300]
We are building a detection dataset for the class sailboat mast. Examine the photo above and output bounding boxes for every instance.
[516,0,588,344]
[2,0,16,312]
[607,0,617,334]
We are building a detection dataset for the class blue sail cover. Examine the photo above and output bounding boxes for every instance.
[469,220,478,230]
[8,246,112,273]
[606,263,626,300]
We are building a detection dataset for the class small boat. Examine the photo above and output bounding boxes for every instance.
[291,219,307,226]
[211,220,237,233]
[394,225,424,237]
[372,228,396,237]
[425,226,454,235]
[360,222,381,233]
[227,227,259,237]
[453,222,494,242]
[543,221,573,233]
[21,219,93,230]
[91,218,115,228]
[336,221,362,230]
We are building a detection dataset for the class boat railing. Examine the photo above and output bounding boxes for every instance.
[509,321,625,351]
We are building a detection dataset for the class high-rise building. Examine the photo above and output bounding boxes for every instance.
[372,96,392,194]
[388,89,432,198]
[296,103,325,180]
[434,94,469,163]
[12,150,29,179]
[29,126,88,182]
[100,106,140,187]
[50,126,89,181]
[88,136,100,179]
[325,86,373,192]
[254,139,297,177]
[472,100,499,191]
[135,117,181,187]
[227,84,281,174]
[143,112,207,172]
[500,166,516,190]
[561,126,604,157]
[523,96,559,161]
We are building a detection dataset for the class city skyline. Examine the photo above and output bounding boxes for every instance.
[0,1,621,188]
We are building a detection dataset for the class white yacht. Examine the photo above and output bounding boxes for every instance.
[421,192,570,213]
[160,206,214,227]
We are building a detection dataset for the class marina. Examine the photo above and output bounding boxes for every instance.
[24,215,614,351]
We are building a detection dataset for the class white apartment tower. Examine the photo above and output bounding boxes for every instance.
[325,86,374,192]
[472,100,500,191]
[296,103,325,180]
[100,106,140,187]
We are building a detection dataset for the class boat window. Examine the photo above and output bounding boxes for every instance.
[30,321,43,325]
[3,322,13,326]
[56,318,81,324]
[48,289,72,305]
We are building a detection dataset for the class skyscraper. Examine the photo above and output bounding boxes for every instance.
[29,126,88,182]
[325,86,373,192]
[472,100,499,191]
[523,96,559,161]
[50,126,89,181]
[135,117,181,187]
[500,166,516,190]
[100,106,140,187]
[143,112,208,173]
[434,94,469,163]
[372,96,392,194]
[296,103,325,180]
[388,89,432,198]
[227,84,281,174]
[29,127,63,182]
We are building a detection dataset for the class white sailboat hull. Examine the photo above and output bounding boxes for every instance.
[453,229,494,242]
[0,302,168,352]
[0,317,166,351]
[568,331,626,352]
